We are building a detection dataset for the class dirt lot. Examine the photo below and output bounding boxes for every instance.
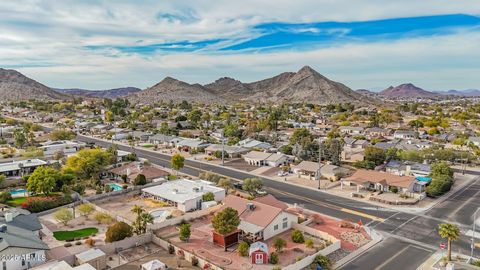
[223,158,258,172]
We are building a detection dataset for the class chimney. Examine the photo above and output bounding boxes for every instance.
[4,213,13,223]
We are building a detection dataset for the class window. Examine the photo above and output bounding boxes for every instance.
[283,221,288,229]
[2,261,6,270]
[22,259,25,266]
[274,225,278,230]
[283,217,287,221]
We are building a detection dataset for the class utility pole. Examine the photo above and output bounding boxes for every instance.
[471,208,480,259]
[221,131,225,166]
[317,140,323,190]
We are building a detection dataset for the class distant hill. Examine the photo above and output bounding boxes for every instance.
[379,83,438,98]
[128,66,375,105]
[0,68,68,101]
[128,77,222,104]
[55,87,141,99]
[356,89,378,97]
[438,89,480,97]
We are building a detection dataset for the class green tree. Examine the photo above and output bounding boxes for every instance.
[130,205,153,235]
[290,128,312,145]
[242,178,263,195]
[134,174,147,185]
[212,207,240,235]
[202,192,215,202]
[310,255,332,270]
[77,203,95,219]
[274,237,287,252]
[438,223,460,261]
[105,110,114,123]
[13,129,27,148]
[238,241,249,257]
[27,166,59,195]
[105,221,133,242]
[217,178,232,193]
[64,148,112,180]
[54,208,73,226]
[364,146,386,166]
[179,223,191,242]
[50,129,76,141]
[171,154,185,176]
[0,174,5,188]
[187,109,202,125]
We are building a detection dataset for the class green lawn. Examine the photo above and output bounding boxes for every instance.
[53,227,99,241]
[142,144,155,148]
[6,197,28,206]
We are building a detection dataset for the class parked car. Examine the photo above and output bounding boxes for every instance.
[277,171,288,176]
[256,189,268,196]
[233,182,243,190]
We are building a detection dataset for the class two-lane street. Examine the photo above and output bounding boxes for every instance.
[78,134,480,269]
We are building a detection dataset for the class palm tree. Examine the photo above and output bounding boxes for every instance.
[140,213,154,234]
[131,205,144,216]
[438,223,460,261]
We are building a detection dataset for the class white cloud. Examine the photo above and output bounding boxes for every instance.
[1,0,480,89]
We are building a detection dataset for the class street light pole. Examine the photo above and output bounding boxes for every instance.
[221,131,225,166]
[317,140,322,190]
[471,207,480,259]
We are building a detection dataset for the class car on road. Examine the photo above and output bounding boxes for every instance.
[256,189,267,196]
[277,171,288,176]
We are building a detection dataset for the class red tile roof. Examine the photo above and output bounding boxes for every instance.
[344,169,415,188]
[223,195,283,228]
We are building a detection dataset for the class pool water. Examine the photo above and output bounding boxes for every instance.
[416,176,432,182]
[108,183,123,191]
[10,189,28,196]
[150,209,171,220]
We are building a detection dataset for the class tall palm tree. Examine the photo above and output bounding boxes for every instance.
[131,205,144,216]
[140,213,154,234]
[438,223,460,261]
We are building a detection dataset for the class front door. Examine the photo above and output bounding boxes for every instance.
[255,253,264,264]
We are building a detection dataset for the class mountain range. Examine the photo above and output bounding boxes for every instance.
[378,83,438,98]
[0,68,68,101]
[438,89,480,97]
[129,66,373,105]
[54,87,141,99]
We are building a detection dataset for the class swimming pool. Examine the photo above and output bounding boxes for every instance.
[10,189,28,196]
[150,209,171,221]
[108,183,124,191]
[416,176,432,182]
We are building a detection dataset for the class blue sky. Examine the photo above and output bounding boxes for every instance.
[1,1,480,90]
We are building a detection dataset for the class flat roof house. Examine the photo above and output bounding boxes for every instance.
[0,159,48,177]
[40,140,86,157]
[142,179,225,212]
[204,144,249,158]
[292,161,349,180]
[222,195,297,242]
[237,139,272,150]
[393,130,417,139]
[176,139,210,152]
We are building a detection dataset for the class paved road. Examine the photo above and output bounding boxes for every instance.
[77,135,480,269]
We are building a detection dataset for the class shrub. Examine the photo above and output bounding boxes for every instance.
[0,192,12,203]
[310,255,332,270]
[77,203,95,218]
[54,208,73,226]
[75,241,82,245]
[274,238,287,253]
[191,256,199,266]
[269,252,279,264]
[85,238,95,247]
[238,241,249,257]
[105,222,132,242]
[305,238,314,249]
[22,195,73,213]
[93,212,114,225]
[168,245,175,254]
[389,186,399,193]
[64,243,72,247]
[134,174,147,186]
[292,229,305,243]
[179,223,191,242]
[202,192,215,202]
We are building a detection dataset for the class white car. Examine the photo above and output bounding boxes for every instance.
[277,171,288,176]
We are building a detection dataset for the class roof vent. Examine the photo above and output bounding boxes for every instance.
[0,224,7,233]
[4,212,13,223]
[246,203,255,211]
[193,187,200,192]
[172,189,178,194]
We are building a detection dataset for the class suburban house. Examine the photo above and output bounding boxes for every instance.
[142,179,225,212]
[339,126,364,135]
[237,139,272,150]
[0,209,49,270]
[204,144,249,158]
[107,162,169,183]
[176,139,210,152]
[0,159,48,178]
[342,169,427,198]
[393,130,417,139]
[243,151,293,167]
[343,138,368,149]
[365,127,391,138]
[39,140,86,158]
[385,160,431,178]
[222,195,297,241]
[292,161,350,180]
[149,134,181,147]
